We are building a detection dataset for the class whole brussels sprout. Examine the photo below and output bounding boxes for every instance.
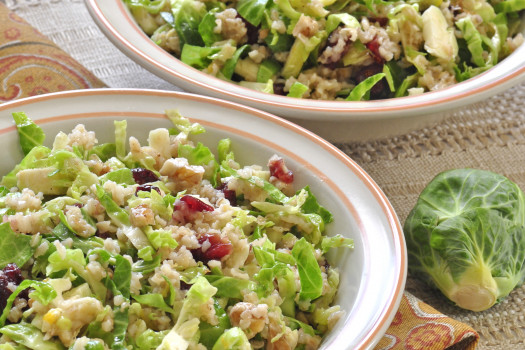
[404,168,525,311]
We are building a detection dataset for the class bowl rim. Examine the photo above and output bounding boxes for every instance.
[0,88,407,349]
[85,0,525,121]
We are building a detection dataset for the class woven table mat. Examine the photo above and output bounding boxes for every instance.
[337,83,525,349]
[5,0,525,349]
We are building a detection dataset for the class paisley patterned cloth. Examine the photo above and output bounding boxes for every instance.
[0,2,105,102]
[0,2,481,349]
[375,292,478,350]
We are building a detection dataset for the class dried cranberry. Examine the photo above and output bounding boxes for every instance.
[268,157,294,184]
[73,203,83,208]
[354,63,389,100]
[177,195,214,212]
[135,185,161,196]
[237,15,259,44]
[132,168,159,184]
[0,263,27,311]
[355,63,381,82]
[172,195,214,224]
[98,231,112,239]
[197,233,216,245]
[216,183,237,206]
[0,278,10,311]
[365,37,384,64]
[180,280,192,290]
[222,189,237,206]
[191,233,233,262]
[321,27,353,69]
[370,17,388,26]
[18,288,29,301]
[273,83,286,96]
[205,244,233,260]
[3,264,23,285]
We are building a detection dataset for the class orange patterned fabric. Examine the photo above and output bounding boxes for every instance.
[375,292,479,350]
[0,2,105,103]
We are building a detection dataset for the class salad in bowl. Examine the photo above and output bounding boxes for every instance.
[123,0,524,100]
[0,110,353,349]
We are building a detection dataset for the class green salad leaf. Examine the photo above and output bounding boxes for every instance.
[170,0,207,47]
[236,0,269,26]
[292,237,323,301]
[198,11,223,46]
[0,323,64,350]
[0,222,33,270]
[346,73,386,101]
[287,81,309,98]
[221,45,250,80]
[12,112,45,156]
[211,327,250,350]
[181,45,222,69]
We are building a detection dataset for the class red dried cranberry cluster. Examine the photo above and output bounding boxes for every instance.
[191,233,233,262]
[132,168,159,184]
[0,263,26,312]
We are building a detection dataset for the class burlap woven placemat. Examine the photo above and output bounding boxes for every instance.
[337,82,525,349]
[5,0,525,349]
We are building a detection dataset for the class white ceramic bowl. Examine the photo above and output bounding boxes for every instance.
[85,0,525,142]
[0,89,405,349]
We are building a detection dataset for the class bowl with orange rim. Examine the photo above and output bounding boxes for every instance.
[86,1,525,141]
[0,89,405,349]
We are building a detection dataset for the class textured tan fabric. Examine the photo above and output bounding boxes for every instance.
[6,0,525,349]
[337,82,525,349]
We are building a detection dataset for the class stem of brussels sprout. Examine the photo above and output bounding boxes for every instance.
[446,263,498,312]
[450,284,497,312]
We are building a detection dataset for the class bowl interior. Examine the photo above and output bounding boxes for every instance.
[0,89,406,349]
